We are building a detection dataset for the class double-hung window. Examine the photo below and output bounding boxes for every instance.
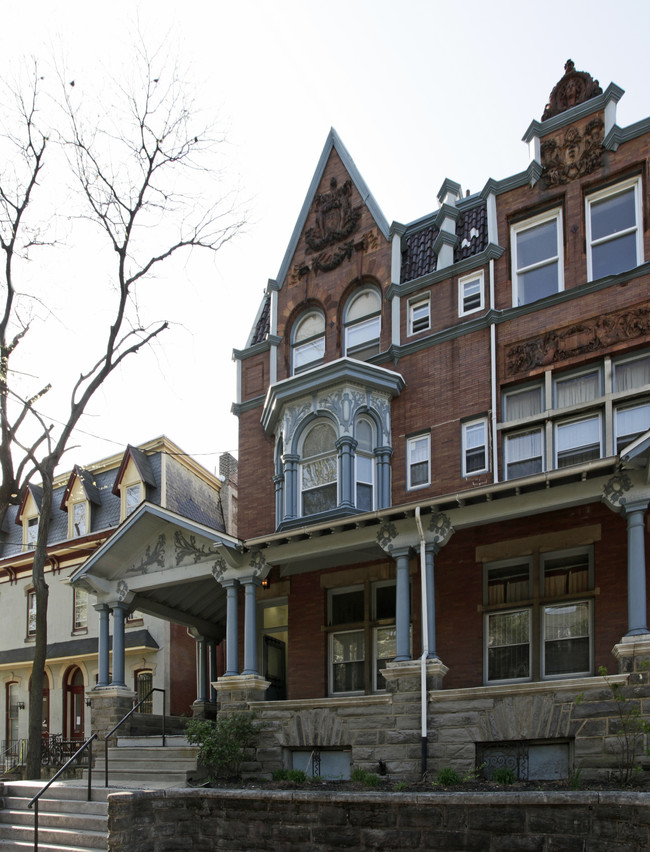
[300,422,338,516]
[355,419,374,511]
[344,288,381,361]
[27,590,37,637]
[504,429,544,480]
[512,210,563,306]
[408,295,430,335]
[459,272,484,316]
[485,549,592,684]
[586,177,643,281]
[615,401,650,453]
[462,418,488,476]
[555,413,601,468]
[554,370,600,409]
[407,433,430,489]
[292,310,325,374]
[328,581,397,695]
[73,587,88,632]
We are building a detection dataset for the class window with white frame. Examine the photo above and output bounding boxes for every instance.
[25,516,38,548]
[407,433,430,489]
[586,177,643,281]
[355,418,375,511]
[512,210,563,307]
[554,369,600,408]
[300,421,338,516]
[328,580,396,695]
[73,587,88,632]
[615,401,650,453]
[344,288,381,360]
[27,589,36,637]
[503,384,544,422]
[125,483,142,517]
[408,295,430,335]
[484,549,592,684]
[555,413,601,468]
[292,310,325,374]
[459,271,484,316]
[504,428,544,480]
[462,418,488,476]
[71,501,88,538]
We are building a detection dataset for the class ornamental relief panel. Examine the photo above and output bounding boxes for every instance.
[506,304,650,377]
[540,117,604,188]
[279,384,392,450]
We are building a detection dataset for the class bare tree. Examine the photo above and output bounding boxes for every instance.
[0,52,243,778]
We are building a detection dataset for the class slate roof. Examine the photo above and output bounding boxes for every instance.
[0,628,159,665]
[400,202,489,285]
[251,294,271,345]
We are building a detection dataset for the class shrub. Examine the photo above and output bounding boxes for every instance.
[272,768,307,784]
[492,767,516,785]
[434,767,461,786]
[351,767,381,787]
[185,713,257,780]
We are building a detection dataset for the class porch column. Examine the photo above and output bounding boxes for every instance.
[425,544,438,658]
[195,636,208,702]
[222,579,240,676]
[393,547,411,662]
[242,576,261,675]
[208,641,218,702]
[336,436,356,509]
[283,454,300,521]
[94,603,110,686]
[375,447,392,510]
[624,500,650,636]
[111,602,128,687]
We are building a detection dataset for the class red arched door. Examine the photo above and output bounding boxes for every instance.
[63,667,85,740]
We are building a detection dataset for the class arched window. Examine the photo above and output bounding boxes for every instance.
[355,418,375,511]
[300,422,338,515]
[344,288,381,360]
[292,310,325,374]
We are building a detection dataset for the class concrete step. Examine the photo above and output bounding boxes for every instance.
[0,822,107,849]
[116,734,190,747]
[88,743,198,788]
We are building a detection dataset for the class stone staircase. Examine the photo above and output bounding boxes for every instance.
[0,780,109,851]
[0,736,200,850]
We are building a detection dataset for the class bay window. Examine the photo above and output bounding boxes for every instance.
[300,422,338,515]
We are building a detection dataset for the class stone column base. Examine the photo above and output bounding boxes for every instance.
[612,634,650,683]
[87,686,137,740]
[382,658,449,692]
[213,675,271,712]
[191,700,218,720]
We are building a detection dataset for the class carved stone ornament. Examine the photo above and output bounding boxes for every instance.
[249,550,267,578]
[116,579,129,602]
[175,530,214,564]
[305,178,361,253]
[602,473,633,509]
[506,305,650,377]
[542,59,603,121]
[428,512,454,547]
[541,117,604,187]
[376,521,398,553]
[212,557,227,582]
[126,534,166,576]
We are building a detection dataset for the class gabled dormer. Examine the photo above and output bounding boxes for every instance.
[16,485,42,551]
[112,445,157,521]
[60,466,102,539]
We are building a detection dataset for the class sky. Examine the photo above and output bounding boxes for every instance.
[2,0,650,479]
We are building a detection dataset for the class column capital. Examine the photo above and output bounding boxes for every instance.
[93,603,110,613]
[219,577,241,590]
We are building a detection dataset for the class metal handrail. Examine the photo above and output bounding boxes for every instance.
[27,733,97,852]
[104,687,166,788]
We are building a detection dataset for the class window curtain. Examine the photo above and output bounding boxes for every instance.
[615,357,650,391]
[505,388,541,421]
[556,373,599,407]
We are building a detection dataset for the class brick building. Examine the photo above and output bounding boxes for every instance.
[76,62,650,782]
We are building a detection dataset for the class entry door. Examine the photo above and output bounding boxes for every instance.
[66,668,85,740]
[263,636,287,700]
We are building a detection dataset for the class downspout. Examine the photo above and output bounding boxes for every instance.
[415,506,428,778]
[489,257,499,483]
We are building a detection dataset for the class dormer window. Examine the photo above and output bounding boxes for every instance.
[61,466,98,540]
[17,485,42,552]
[112,445,156,521]
[71,502,88,538]
[26,517,38,549]
[292,310,325,374]
[344,287,381,360]
[125,483,143,517]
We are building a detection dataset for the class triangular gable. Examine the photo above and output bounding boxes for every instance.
[275,128,390,291]
[15,484,43,525]
[112,445,156,496]
[60,465,102,511]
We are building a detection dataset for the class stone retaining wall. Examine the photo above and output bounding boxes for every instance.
[107,789,650,851]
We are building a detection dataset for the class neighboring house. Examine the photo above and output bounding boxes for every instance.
[74,63,650,783]
[0,437,235,752]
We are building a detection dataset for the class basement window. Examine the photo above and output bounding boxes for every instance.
[477,739,570,781]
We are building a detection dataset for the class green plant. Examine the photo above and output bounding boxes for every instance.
[351,767,381,787]
[434,767,462,786]
[272,768,307,784]
[392,781,407,792]
[597,665,650,785]
[185,713,257,780]
[569,769,582,791]
[492,767,516,785]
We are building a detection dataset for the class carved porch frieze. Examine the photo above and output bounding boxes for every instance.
[126,534,166,576]
[506,305,650,377]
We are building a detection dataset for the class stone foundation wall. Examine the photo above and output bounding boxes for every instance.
[107,789,650,852]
